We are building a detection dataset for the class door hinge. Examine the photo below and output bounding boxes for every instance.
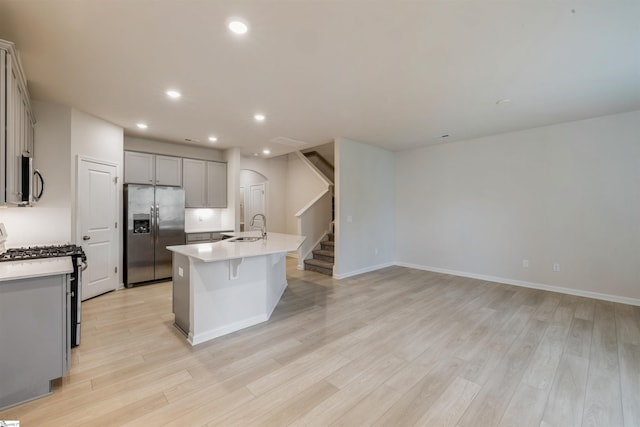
[115,221,118,229]
[115,266,118,273]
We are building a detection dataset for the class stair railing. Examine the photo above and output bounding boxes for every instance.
[295,189,333,270]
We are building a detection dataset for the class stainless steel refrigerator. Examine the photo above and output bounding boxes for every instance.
[124,184,185,286]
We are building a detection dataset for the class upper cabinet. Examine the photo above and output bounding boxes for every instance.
[182,158,206,207]
[206,161,227,208]
[182,159,227,208]
[155,155,182,186]
[124,151,226,207]
[1,39,36,205]
[124,151,154,184]
[124,151,182,186]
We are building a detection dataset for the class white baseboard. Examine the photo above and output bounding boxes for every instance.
[189,314,269,346]
[333,262,395,279]
[395,262,640,306]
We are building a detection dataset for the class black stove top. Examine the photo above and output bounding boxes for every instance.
[0,244,86,262]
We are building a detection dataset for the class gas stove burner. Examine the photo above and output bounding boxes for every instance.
[0,244,87,262]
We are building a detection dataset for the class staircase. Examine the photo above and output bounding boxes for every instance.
[303,233,334,276]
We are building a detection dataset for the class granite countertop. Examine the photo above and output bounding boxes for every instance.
[167,232,305,263]
[0,257,74,282]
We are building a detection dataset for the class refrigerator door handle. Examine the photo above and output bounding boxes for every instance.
[150,205,156,241]
[155,204,160,243]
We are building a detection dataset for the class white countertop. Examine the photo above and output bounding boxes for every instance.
[0,257,74,282]
[167,232,305,262]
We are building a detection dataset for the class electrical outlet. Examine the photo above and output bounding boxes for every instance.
[522,259,529,268]
[553,263,560,272]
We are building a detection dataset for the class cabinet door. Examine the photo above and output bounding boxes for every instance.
[155,155,182,186]
[0,49,5,203]
[206,161,227,208]
[124,151,154,184]
[5,57,21,203]
[182,158,206,207]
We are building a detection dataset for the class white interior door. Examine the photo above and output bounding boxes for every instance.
[78,158,118,300]
[248,183,266,229]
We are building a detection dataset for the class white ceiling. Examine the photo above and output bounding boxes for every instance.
[1,0,639,158]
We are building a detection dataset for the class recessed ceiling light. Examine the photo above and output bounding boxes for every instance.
[166,89,181,99]
[208,136,218,142]
[254,114,265,122]
[228,19,248,35]
[136,123,148,129]
[496,98,512,105]
[262,149,271,155]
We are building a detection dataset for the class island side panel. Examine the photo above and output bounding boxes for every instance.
[189,256,271,345]
[265,253,289,317]
[171,253,191,337]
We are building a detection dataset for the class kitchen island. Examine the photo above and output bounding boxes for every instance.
[167,232,305,345]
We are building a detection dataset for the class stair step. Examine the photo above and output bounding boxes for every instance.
[321,240,334,250]
[326,233,334,242]
[304,258,333,276]
[312,249,334,262]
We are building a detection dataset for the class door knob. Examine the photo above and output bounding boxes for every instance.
[82,235,90,240]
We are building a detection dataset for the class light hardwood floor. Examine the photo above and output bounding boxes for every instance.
[2,260,638,426]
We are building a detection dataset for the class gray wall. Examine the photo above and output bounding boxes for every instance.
[335,137,395,278]
[395,110,640,302]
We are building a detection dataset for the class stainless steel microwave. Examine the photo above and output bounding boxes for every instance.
[20,154,44,205]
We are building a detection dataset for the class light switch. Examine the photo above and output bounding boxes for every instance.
[178,267,184,277]
[347,215,353,223]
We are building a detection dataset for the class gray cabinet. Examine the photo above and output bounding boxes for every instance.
[1,39,35,205]
[124,151,182,186]
[182,159,227,208]
[182,158,207,207]
[155,155,182,186]
[207,161,227,208]
[0,272,70,410]
[186,231,230,243]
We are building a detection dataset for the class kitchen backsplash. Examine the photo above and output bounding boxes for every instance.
[184,208,234,233]
[0,207,72,247]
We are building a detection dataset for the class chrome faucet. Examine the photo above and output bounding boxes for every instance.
[251,213,267,239]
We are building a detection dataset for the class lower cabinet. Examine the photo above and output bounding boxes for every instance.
[0,273,70,410]
[186,231,231,244]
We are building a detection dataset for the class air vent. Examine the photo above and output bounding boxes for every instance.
[184,138,201,143]
[270,136,309,148]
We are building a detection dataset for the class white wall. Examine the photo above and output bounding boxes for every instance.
[223,148,241,231]
[124,136,223,161]
[70,108,124,243]
[240,155,288,233]
[395,110,640,303]
[0,101,72,246]
[335,137,395,278]
[285,153,328,235]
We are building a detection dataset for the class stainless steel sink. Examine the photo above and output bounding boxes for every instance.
[232,237,261,242]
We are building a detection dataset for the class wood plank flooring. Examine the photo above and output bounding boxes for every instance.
[1,260,638,426]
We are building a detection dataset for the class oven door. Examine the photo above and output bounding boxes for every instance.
[71,256,85,347]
